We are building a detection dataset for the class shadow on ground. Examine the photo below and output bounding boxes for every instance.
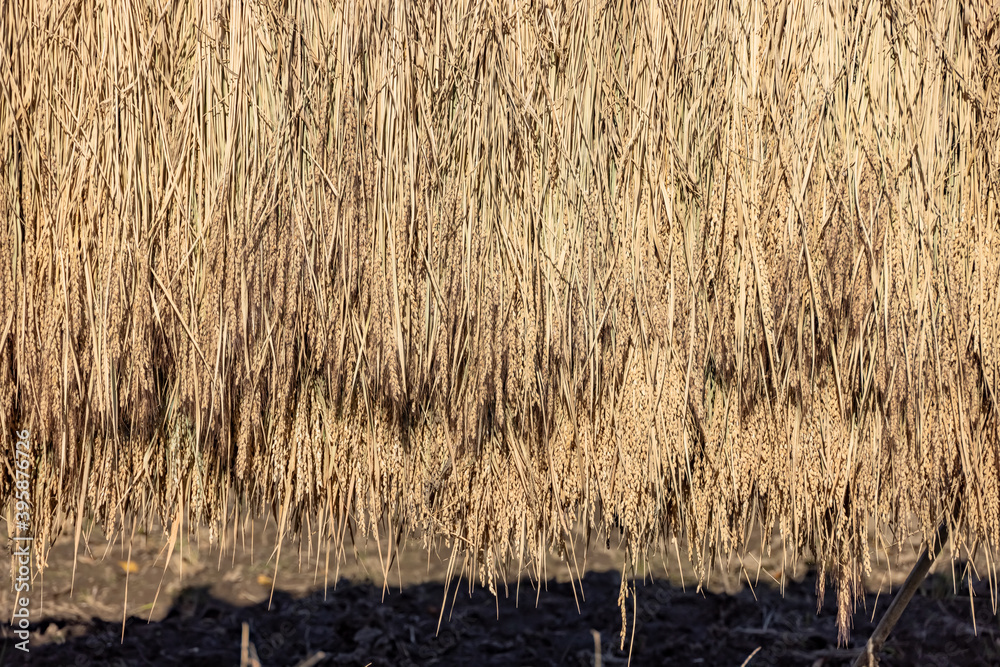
[1,567,998,667]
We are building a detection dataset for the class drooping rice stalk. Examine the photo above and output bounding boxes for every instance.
[2,0,999,647]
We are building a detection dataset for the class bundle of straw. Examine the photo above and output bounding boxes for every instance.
[2,0,999,642]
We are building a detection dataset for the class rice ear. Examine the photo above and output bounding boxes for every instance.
[3,0,998,646]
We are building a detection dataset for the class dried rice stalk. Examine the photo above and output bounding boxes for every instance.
[2,0,999,645]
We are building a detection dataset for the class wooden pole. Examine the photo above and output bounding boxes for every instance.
[851,521,950,667]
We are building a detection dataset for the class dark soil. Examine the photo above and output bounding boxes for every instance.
[2,521,998,666]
